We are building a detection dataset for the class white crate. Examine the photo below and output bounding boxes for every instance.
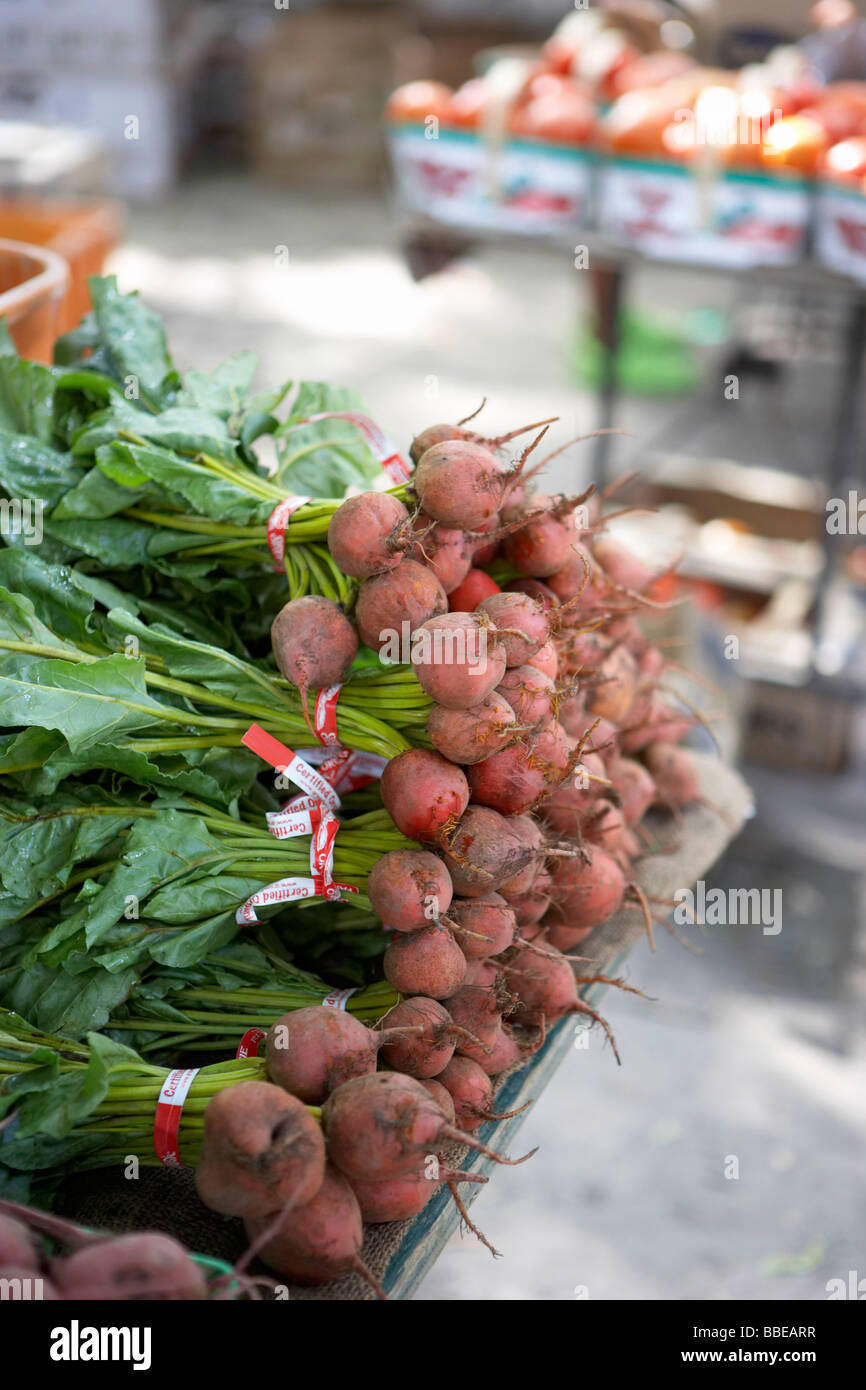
[0,69,190,198]
[598,155,811,268]
[388,124,592,234]
[815,182,866,284]
[0,0,192,72]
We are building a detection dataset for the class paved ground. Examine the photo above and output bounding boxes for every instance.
[111,179,865,1300]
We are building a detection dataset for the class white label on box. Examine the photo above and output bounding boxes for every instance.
[388,124,591,234]
[598,158,809,267]
[815,186,866,283]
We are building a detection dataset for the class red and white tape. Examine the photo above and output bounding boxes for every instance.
[153,1067,200,1168]
[235,723,360,923]
[236,1027,267,1060]
[322,987,358,1011]
[296,411,412,485]
[311,811,339,891]
[266,494,311,569]
[266,799,328,840]
[300,745,388,795]
[313,685,341,746]
[242,724,340,811]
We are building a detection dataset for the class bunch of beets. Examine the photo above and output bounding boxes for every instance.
[207,412,705,1290]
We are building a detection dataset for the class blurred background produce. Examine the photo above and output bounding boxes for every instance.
[0,0,863,1301]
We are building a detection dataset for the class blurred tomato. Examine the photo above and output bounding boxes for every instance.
[509,81,595,144]
[448,78,489,129]
[605,89,680,155]
[801,82,866,143]
[574,31,641,100]
[386,81,453,124]
[820,134,866,183]
[541,11,605,75]
[800,100,864,143]
[762,114,830,173]
[609,50,696,99]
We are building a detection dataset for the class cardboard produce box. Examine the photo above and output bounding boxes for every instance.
[388,123,593,233]
[598,154,812,267]
[815,178,866,282]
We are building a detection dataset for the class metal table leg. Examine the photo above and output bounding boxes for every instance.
[591,257,626,484]
[815,286,866,667]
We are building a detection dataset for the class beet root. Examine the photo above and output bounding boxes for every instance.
[356,559,447,652]
[244,1163,384,1297]
[413,439,505,530]
[381,748,469,843]
[477,591,549,666]
[550,845,626,929]
[427,692,518,764]
[379,997,474,1078]
[350,1163,486,1224]
[271,596,358,728]
[383,921,467,999]
[322,1073,535,1181]
[644,742,700,807]
[439,806,531,896]
[437,1055,531,1132]
[265,1007,415,1104]
[419,1078,457,1124]
[52,1234,207,1301]
[447,892,516,958]
[195,1081,325,1220]
[408,515,473,594]
[507,945,621,1063]
[327,491,411,578]
[367,849,453,931]
[448,567,501,612]
[611,756,656,826]
[0,1212,39,1271]
[496,664,556,730]
[412,611,507,709]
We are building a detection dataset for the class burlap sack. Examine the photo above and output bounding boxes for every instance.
[59,753,752,1299]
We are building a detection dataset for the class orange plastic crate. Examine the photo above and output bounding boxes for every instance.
[0,200,122,335]
[0,238,69,362]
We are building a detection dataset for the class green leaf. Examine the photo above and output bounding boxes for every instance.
[0,548,106,649]
[103,607,285,706]
[71,400,241,464]
[286,381,366,425]
[96,440,272,526]
[0,321,17,357]
[274,416,381,494]
[0,430,83,508]
[179,352,257,418]
[88,275,178,407]
[31,809,228,960]
[50,459,155,520]
[145,875,264,925]
[0,957,138,1039]
[0,787,136,900]
[52,312,100,367]
[0,583,80,655]
[38,514,170,568]
[34,741,259,808]
[0,652,170,752]
[0,358,57,443]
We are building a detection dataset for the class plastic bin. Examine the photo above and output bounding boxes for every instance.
[0,237,69,361]
[0,200,121,332]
